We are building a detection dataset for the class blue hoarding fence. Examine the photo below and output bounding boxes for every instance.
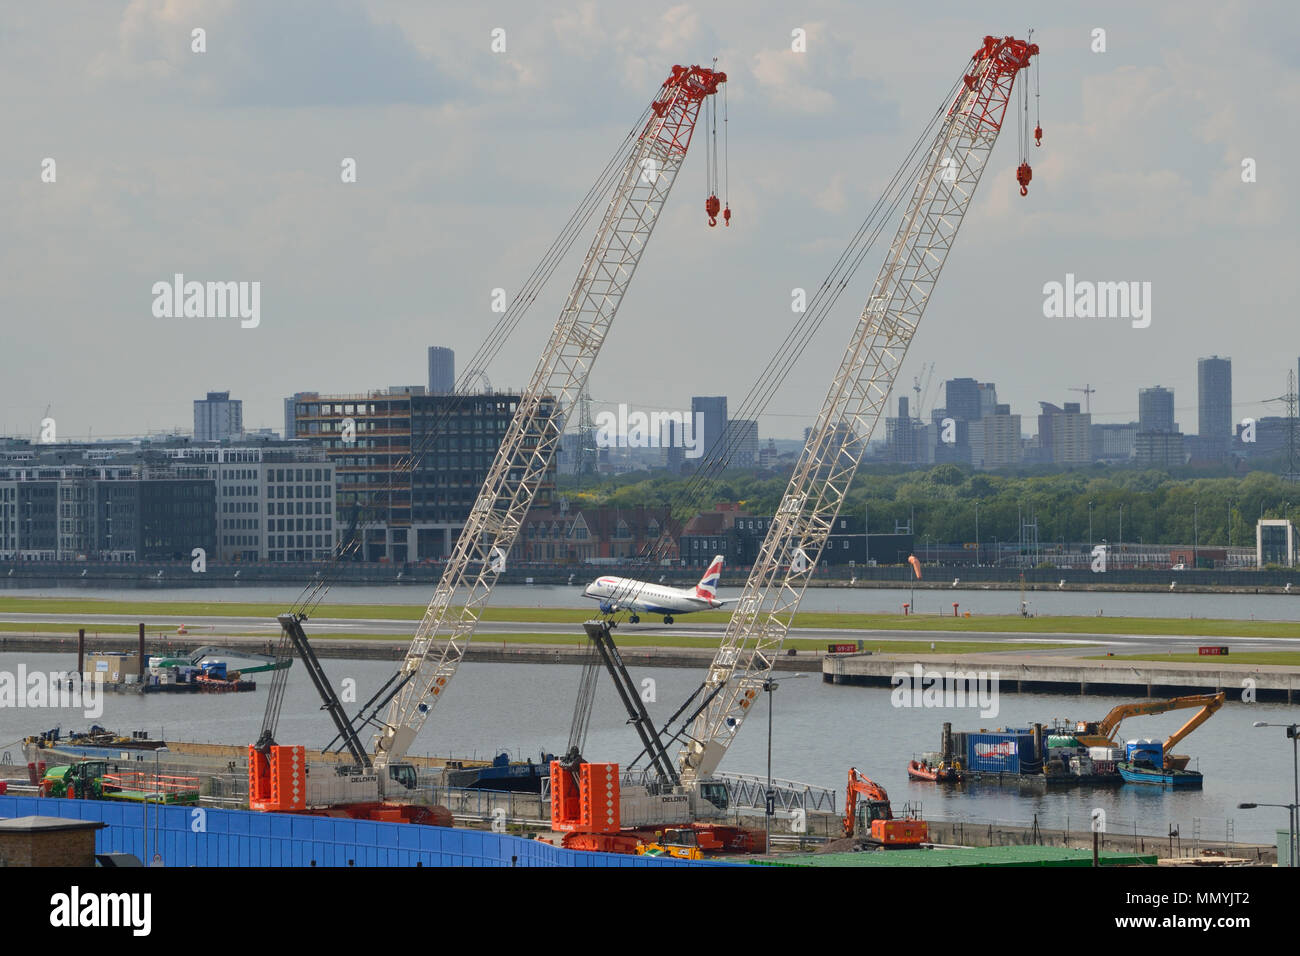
[0,796,730,867]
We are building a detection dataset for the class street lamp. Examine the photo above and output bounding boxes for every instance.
[145,745,169,867]
[1251,721,1298,867]
[761,675,806,857]
[1088,500,1093,549]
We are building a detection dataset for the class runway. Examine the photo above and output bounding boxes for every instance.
[3,611,1298,659]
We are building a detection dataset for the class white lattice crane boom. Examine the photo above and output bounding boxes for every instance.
[679,36,1039,783]
[374,65,726,768]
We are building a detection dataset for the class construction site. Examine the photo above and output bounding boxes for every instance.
[1,17,1295,893]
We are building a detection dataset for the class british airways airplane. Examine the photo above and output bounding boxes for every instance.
[583,555,734,624]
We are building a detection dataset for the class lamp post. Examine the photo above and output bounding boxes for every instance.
[763,677,779,856]
[974,501,980,568]
[147,745,169,867]
[1251,721,1298,867]
[762,675,808,856]
[1088,500,1093,550]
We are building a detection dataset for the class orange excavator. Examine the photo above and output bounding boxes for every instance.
[1072,693,1225,769]
[842,767,928,847]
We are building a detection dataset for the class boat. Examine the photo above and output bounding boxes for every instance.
[907,758,963,783]
[1117,760,1203,788]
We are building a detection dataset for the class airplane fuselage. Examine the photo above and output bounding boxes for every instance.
[583,576,721,616]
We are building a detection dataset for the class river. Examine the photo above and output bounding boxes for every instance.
[1,651,1294,846]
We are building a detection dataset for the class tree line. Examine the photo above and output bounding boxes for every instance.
[557,464,1300,547]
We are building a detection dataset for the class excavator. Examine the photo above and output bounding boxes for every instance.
[1071,692,1225,769]
[842,768,928,847]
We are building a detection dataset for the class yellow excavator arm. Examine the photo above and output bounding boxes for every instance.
[1077,693,1227,747]
[1162,692,1225,755]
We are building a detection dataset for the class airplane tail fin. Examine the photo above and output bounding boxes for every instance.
[695,555,724,600]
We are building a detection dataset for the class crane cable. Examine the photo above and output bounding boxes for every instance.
[288,102,657,621]
[592,68,969,624]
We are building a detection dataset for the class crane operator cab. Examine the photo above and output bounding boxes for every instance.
[697,780,730,813]
[387,763,418,791]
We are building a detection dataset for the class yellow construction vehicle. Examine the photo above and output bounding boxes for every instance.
[1072,693,1226,759]
[636,828,706,860]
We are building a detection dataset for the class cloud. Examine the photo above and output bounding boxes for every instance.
[90,0,449,107]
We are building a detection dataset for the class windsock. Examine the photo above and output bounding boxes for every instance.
[908,554,922,580]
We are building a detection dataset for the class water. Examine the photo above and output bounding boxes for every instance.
[3,583,1299,621]
[2,652,1293,845]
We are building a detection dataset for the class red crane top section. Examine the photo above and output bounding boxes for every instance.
[950,34,1038,133]
[642,65,726,157]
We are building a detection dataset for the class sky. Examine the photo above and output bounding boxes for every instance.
[3,0,1298,442]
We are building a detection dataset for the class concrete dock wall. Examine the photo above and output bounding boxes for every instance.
[824,653,1300,701]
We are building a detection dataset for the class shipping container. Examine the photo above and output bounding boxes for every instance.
[966,732,1035,774]
[1047,735,1081,748]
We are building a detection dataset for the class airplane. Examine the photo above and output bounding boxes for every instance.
[583,555,734,624]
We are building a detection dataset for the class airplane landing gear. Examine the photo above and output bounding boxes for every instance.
[629,614,640,624]
[663,615,674,624]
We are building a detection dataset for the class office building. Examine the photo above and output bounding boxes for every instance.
[169,445,336,562]
[690,396,728,466]
[1036,401,1092,465]
[1138,386,1176,434]
[194,391,243,442]
[973,405,1022,470]
[1091,423,1138,462]
[724,418,759,469]
[1197,356,1232,459]
[1135,431,1186,467]
[292,387,555,562]
[428,346,455,394]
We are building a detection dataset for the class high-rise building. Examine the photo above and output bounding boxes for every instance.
[886,396,921,464]
[1197,356,1232,459]
[943,378,982,423]
[428,346,455,394]
[1037,401,1092,465]
[973,404,1021,470]
[724,418,759,468]
[1138,386,1176,434]
[691,396,728,466]
[194,391,243,442]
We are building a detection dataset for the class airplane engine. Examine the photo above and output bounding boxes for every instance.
[599,601,619,614]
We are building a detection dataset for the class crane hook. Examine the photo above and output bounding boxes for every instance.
[1016,162,1032,197]
[723,204,731,227]
[1034,124,1043,147]
[705,194,721,228]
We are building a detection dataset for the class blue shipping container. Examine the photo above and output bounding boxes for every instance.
[966,733,1035,774]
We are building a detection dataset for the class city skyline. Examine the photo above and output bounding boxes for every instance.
[2,3,1295,444]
